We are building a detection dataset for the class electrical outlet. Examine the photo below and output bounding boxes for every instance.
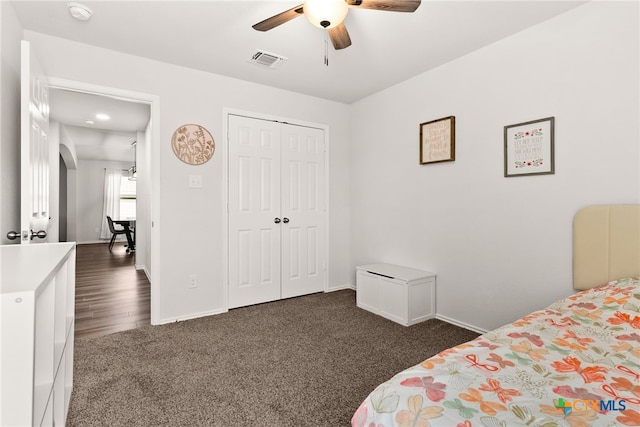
[189,274,197,289]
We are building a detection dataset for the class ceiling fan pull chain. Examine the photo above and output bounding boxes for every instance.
[324,32,329,66]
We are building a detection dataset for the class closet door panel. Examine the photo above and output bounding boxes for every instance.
[281,125,326,299]
[228,115,282,308]
[228,115,327,307]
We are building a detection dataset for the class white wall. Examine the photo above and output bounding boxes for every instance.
[48,121,60,242]
[66,168,78,243]
[24,31,352,323]
[0,2,22,244]
[136,126,151,275]
[59,125,78,169]
[349,1,640,332]
[59,124,79,245]
[75,159,135,244]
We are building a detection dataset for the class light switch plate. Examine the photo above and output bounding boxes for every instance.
[188,174,203,188]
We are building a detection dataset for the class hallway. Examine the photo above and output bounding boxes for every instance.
[75,243,150,339]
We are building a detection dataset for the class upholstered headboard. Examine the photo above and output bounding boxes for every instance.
[573,205,640,290]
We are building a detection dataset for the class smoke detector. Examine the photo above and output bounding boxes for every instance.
[68,2,93,21]
[249,50,287,69]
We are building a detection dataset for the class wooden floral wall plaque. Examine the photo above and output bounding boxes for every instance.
[171,124,215,165]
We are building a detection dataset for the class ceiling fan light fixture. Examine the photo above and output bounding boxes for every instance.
[67,2,93,21]
[303,0,349,29]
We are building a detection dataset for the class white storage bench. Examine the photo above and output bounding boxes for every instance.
[356,263,436,326]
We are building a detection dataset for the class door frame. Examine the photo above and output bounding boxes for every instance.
[47,77,161,325]
[20,40,51,244]
[222,108,330,310]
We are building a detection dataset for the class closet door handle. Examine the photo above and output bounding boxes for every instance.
[282,218,290,224]
[274,218,281,224]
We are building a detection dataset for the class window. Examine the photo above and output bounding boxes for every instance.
[119,175,136,219]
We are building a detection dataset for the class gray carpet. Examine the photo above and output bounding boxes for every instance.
[68,290,480,427]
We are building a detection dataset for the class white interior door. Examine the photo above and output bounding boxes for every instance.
[228,115,282,308]
[19,40,50,244]
[227,115,326,308]
[280,124,326,299]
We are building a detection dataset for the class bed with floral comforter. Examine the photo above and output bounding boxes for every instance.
[352,277,640,427]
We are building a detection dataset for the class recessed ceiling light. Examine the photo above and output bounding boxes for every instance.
[68,2,93,21]
[95,113,110,120]
[85,120,95,125]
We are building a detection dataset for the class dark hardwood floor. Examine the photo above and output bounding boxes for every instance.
[75,242,150,339]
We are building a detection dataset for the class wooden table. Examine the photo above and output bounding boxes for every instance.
[113,219,135,252]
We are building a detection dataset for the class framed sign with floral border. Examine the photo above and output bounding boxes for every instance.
[504,116,554,177]
[171,124,215,165]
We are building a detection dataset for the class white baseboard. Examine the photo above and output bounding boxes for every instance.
[139,265,151,281]
[157,308,228,325]
[327,283,356,292]
[435,314,488,334]
[78,238,132,245]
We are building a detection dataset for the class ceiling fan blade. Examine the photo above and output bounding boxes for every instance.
[328,23,352,50]
[346,0,421,13]
[252,4,304,32]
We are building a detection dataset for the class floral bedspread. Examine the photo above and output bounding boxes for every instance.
[352,277,640,427]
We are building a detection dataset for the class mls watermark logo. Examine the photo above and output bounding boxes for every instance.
[555,397,627,415]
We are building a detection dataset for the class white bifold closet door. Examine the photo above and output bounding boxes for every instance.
[228,114,326,309]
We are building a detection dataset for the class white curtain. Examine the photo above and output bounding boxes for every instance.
[99,169,122,239]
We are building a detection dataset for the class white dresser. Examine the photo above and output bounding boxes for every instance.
[356,263,436,326]
[0,242,76,427]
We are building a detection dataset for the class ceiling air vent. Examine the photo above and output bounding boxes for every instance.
[249,50,287,69]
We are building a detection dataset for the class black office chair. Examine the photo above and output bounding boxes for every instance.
[106,216,126,252]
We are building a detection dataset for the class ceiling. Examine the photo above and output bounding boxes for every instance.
[11,0,587,161]
[49,88,149,163]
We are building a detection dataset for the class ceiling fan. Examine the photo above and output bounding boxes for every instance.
[252,0,422,50]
